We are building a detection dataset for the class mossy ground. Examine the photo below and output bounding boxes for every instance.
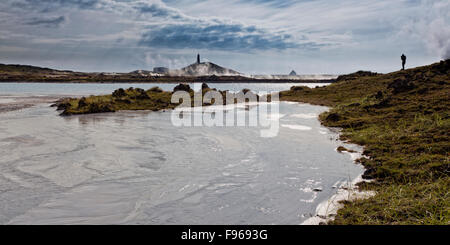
[56,85,261,115]
[57,87,177,115]
[281,60,449,224]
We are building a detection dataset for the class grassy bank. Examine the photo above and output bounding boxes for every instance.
[280,60,449,224]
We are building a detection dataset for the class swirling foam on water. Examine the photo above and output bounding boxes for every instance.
[0,87,362,225]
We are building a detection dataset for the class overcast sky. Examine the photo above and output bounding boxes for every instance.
[0,0,448,74]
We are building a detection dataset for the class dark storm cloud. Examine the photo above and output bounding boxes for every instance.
[139,23,305,51]
[12,0,100,11]
[25,15,65,27]
[5,0,317,51]
[136,2,184,19]
[2,0,440,74]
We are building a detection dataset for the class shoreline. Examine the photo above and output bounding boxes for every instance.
[299,109,373,225]
[281,60,450,224]
[0,80,335,84]
[301,173,376,225]
[0,95,63,114]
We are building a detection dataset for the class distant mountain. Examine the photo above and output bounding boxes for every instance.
[289,70,297,76]
[171,62,242,76]
[0,63,72,74]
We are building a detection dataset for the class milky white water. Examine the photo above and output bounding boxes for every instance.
[0,82,329,97]
[0,83,362,225]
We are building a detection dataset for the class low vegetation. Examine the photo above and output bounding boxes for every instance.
[56,87,175,115]
[280,60,450,224]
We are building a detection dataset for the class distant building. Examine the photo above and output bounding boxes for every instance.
[153,67,169,74]
[197,54,200,64]
[289,70,297,76]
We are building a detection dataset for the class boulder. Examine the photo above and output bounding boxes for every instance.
[56,102,71,110]
[388,78,416,94]
[136,91,150,100]
[290,86,309,91]
[78,97,88,108]
[112,88,126,97]
[148,86,163,93]
[87,103,115,114]
[325,113,341,122]
[173,83,192,92]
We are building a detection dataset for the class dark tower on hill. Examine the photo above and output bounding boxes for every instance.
[197,54,200,64]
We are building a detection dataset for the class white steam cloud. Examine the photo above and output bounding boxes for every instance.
[426,18,450,59]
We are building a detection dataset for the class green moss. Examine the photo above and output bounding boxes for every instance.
[281,60,450,224]
[336,146,356,153]
[58,87,176,115]
[56,85,265,115]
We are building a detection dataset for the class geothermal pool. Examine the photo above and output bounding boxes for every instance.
[0,83,362,224]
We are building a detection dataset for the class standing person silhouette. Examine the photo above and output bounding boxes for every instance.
[401,54,406,70]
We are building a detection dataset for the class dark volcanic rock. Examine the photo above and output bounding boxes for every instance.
[375,91,383,99]
[78,97,88,108]
[325,113,341,122]
[388,78,416,94]
[112,88,126,97]
[201,83,209,90]
[173,83,192,92]
[56,102,71,110]
[362,167,375,179]
[336,71,379,82]
[88,103,115,114]
[436,59,450,74]
[290,86,309,91]
[148,86,163,93]
[137,91,150,100]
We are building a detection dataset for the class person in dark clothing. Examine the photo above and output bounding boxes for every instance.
[401,54,406,70]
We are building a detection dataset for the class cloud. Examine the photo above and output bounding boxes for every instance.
[25,15,65,27]
[1,0,446,73]
[12,0,101,11]
[422,2,450,59]
[237,0,299,8]
[134,2,186,19]
[427,18,450,59]
[398,0,450,59]
[4,0,324,52]
[138,23,304,51]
